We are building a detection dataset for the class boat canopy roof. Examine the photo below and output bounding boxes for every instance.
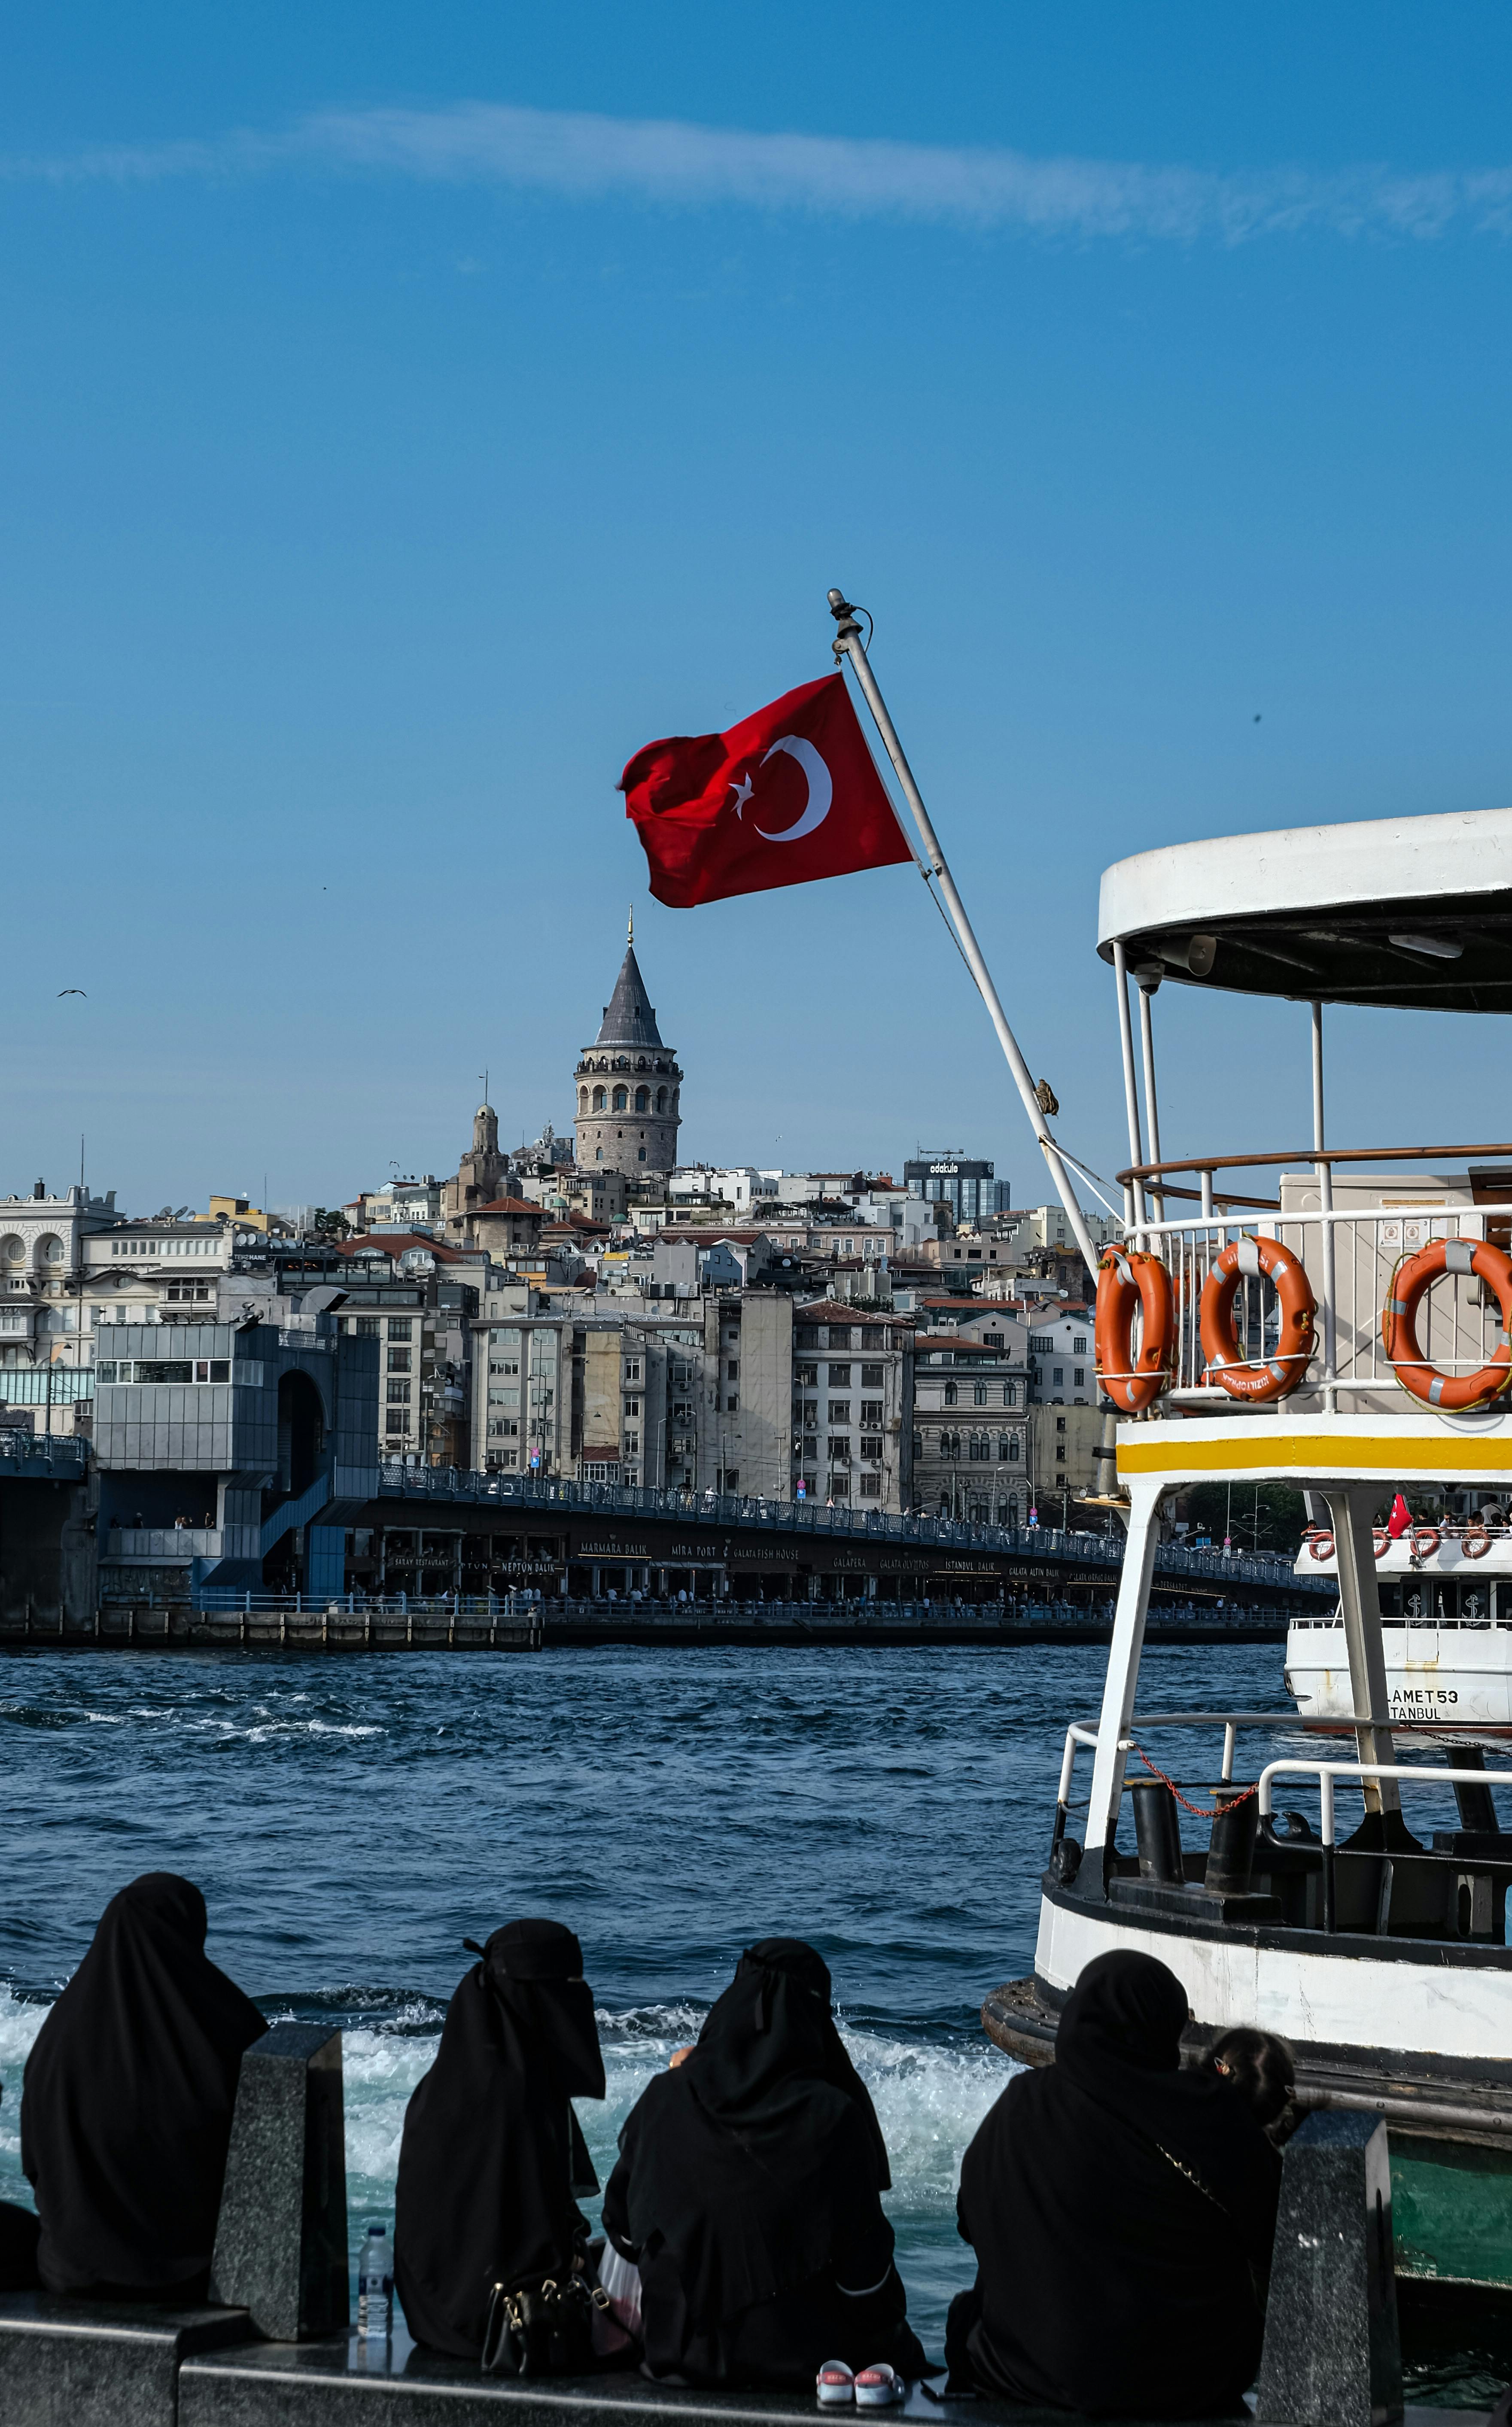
[1098,805,1512,1010]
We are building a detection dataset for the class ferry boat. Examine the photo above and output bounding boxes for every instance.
[980,804,1512,2314]
[1288,1523,1512,1731]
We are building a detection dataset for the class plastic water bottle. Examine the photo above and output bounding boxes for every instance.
[357,2222,392,2339]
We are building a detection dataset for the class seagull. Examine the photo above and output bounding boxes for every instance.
[57,988,85,997]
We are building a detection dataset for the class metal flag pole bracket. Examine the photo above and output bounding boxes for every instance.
[826,587,1102,1281]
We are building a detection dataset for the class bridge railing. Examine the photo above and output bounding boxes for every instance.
[0,1429,90,1479]
[371,1462,1319,1590]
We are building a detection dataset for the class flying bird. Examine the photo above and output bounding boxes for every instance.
[57,988,86,997]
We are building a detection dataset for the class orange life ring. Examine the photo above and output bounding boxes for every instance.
[1412,1526,1442,1557]
[1382,1238,1512,1411]
[1199,1235,1317,1403]
[1095,1247,1175,1414]
[1307,1531,1335,1561]
[1463,1524,1492,1559]
[1373,1529,1390,1558]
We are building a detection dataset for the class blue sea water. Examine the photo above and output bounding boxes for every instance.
[0,1639,1285,2348]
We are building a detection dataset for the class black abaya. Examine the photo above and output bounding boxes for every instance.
[21,1873,265,2297]
[955,1950,1281,2418]
[602,1938,925,2388]
[394,1918,606,2359]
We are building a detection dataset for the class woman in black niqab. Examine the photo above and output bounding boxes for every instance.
[394,1918,606,2358]
[21,1872,265,2297]
[953,1950,1281,2418]
[602,1937,925,2388]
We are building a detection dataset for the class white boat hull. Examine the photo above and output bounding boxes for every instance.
[1286,1620,1512,1728]
[1034,1888,1512,2068]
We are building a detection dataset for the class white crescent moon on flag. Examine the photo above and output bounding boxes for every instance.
[754,735,832,842]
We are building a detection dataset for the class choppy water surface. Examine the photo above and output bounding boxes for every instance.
[0,1639,1484,2398]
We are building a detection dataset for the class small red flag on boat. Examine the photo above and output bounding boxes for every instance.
[1387,1491,1413,1538]
[621,673,914,909]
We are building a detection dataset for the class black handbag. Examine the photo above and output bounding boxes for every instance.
[481,2270,610,2377]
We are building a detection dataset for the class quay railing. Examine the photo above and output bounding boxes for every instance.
[1114,1138,1512,1415]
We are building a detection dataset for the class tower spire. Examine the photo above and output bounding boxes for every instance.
[628,903,634,946]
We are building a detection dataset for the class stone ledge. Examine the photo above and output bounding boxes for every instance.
[178,2327,1492,2427]
[0,2289,252,2427]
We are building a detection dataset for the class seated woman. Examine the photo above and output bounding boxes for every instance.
[395,1918,606,2359]
[952,1950,1281,2418]
[602,1937,925,2389]
[21,1873,265,2298]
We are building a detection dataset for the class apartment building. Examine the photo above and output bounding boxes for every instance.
[1,1195,233,1432]
[790,1301,911,1510]
[910,1325,1031,1522]
[1026,1307,1096,1406]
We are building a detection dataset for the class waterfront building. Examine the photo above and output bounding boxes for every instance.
[1,1191,236,1434]
[573,937,683,1175]
[791,1301,911,1510]
[911,1323,1030,1522]
[1028,1400,1105,1518]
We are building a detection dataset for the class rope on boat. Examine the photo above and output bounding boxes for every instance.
[1132,1743,1258,1821]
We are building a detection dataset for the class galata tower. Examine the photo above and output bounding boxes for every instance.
[574,922,682,1175]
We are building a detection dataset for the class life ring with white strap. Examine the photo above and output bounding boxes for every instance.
[1199,1234,1317,1403]
[1095,1247,1175,1414]
[1382,1238,1512,1411]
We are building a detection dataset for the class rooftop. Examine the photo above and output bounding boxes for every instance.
[593,944,666,1049]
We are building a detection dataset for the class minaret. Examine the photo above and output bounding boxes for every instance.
[574,916,683,1175]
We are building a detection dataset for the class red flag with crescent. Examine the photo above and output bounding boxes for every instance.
[621,673,914,908]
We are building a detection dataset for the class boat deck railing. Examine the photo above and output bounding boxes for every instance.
[1113,1143,1512,1414]
[1054,1707,1512,1851]
[1257,1754,1512,1843]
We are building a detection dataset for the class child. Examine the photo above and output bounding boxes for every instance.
[1205,2027,1298,2143]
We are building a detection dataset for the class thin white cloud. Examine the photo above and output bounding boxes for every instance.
[7,101,1512,244]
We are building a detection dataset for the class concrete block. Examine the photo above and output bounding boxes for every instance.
[1256,2108,1402,2427]
[0,2290,249,2427]
[208,2023,349,2342]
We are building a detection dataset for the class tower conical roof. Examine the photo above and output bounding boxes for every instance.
[594,946,666,1049]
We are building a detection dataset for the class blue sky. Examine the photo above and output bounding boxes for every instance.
[3,5,1510,1216]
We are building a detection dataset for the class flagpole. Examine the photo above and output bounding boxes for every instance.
[827,589,1102,1283]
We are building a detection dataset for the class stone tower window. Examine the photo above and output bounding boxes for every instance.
[613,1085,628,1111]
[593,1086,607,1112]
[578,1088,589,1114]
[656,1086,667,1113]
[634,1086,649,1112]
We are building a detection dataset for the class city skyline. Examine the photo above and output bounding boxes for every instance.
[3,5,1510,1210]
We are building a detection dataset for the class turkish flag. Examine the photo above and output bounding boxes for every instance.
[621,673,915,909]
